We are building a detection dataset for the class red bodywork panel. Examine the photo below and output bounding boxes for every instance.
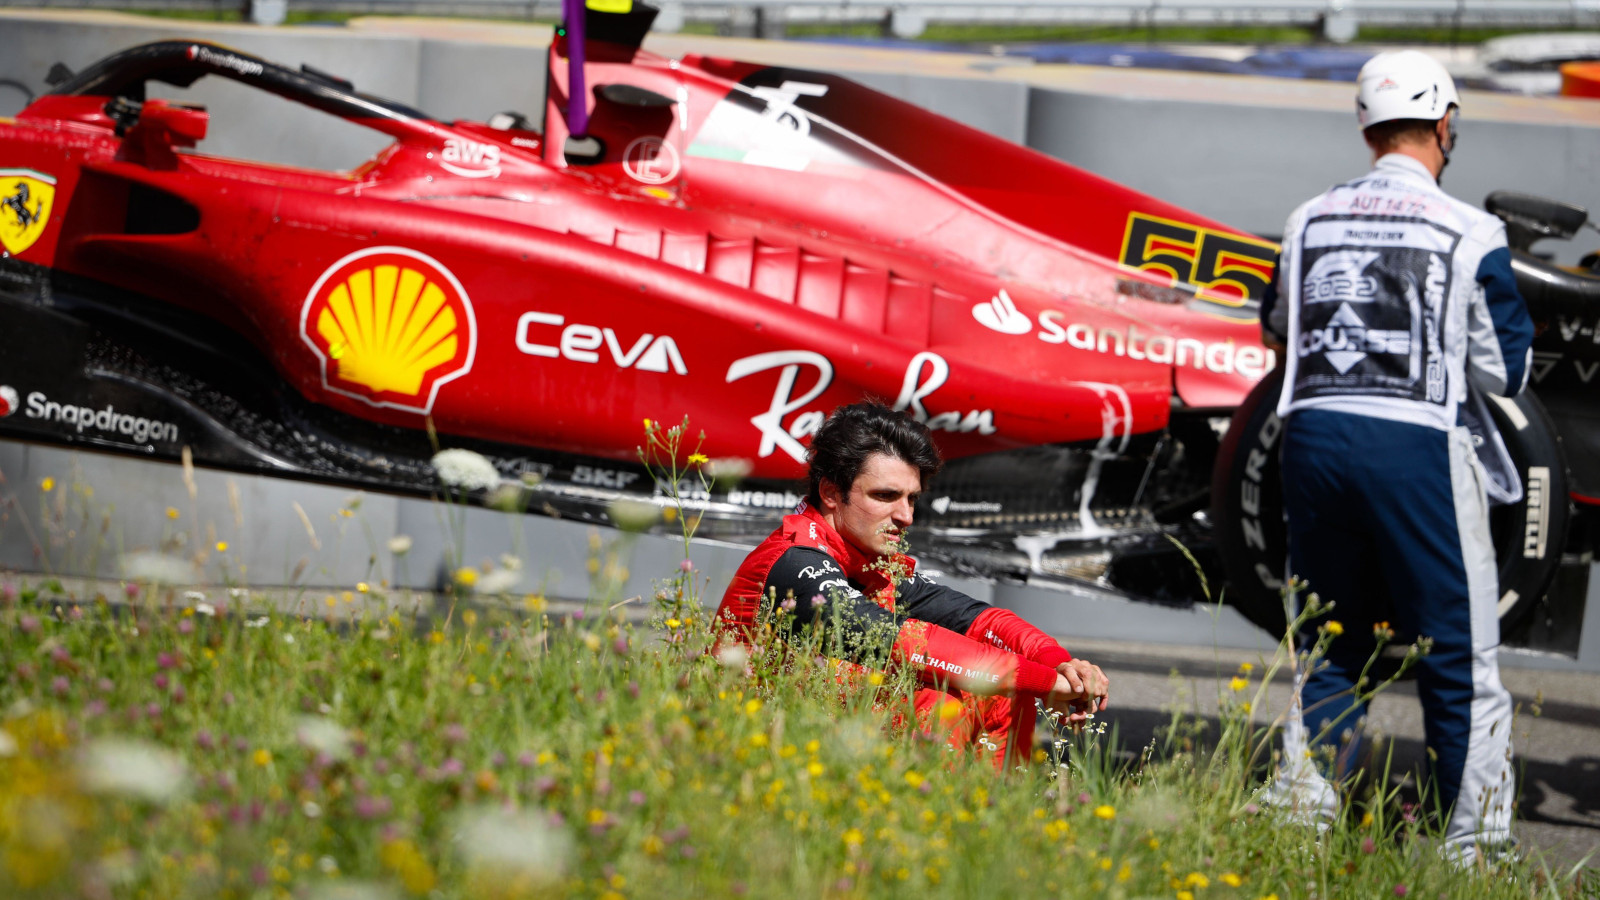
[0,39,1278,479]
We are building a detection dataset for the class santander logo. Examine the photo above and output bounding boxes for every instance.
[971,289,1031,335]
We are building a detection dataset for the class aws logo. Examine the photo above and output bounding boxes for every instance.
[299,247,477,415]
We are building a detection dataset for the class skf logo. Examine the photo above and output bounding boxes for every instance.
[1118,212,1277,304]
[0,169,55,256]
[440,138,501,179]
[300,247,477,415]
[0,385,17,417]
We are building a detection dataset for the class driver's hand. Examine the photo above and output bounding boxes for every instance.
[1059,659,1109,713]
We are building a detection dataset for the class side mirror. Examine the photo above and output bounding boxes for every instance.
[1485,191,1590,252]
[138,99,209,146]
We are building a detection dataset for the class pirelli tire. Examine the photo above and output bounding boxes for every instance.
[1211,368,1569,638]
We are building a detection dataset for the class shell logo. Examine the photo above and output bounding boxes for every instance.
[299,247,477,415]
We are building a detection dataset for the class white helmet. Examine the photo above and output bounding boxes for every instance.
[1356,50,1460,129]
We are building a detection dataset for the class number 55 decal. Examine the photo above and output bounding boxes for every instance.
[1119,213,1278,305]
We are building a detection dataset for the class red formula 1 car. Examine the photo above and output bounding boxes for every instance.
[0,4,1591,634]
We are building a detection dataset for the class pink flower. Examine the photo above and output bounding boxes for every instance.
[1362,837,1376,854]
[1394,885,1408,897]
[18,615,39,635]
[50,646,70,665]
[51,676,69,696]
[679,558,694,573]
[196,730,216,751]
[810,594,826,608]
[442,723,467,744]
[171,684,187,704]
[157,653,178,670]
[153,674,170,691]
[125,583,141,600]
[780,597,797,612]
[437,758,464,778]
[96,677,114,693]
[177,619,194,635]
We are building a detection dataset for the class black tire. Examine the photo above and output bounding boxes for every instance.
[1211,369,1569,637]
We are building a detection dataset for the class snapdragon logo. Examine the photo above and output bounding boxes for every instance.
[25,392,180,444]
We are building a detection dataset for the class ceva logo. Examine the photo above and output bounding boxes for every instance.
[299,247,477,415]
[971,289,1031,335]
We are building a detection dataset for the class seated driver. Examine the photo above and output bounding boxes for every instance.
[716,402,1108,766]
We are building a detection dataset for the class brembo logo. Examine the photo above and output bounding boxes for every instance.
[440,138,502,179]
[300,247,477,415]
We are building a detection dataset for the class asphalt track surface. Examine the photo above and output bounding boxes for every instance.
[1060,637,1600,873]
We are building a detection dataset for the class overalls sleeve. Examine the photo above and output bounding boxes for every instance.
[763,547,1058,697]
[896,572,1074,669]
[1462,218,1534,398]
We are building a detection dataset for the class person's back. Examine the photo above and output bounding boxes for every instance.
[1262,50,1534,866]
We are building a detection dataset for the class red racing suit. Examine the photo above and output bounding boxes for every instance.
[716,502,1075,765]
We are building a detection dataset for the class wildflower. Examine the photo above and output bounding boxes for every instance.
[380,839,437,895]
[1178,892,1195,900]
[215,541,229,553]
[167,506,180,519]
[431,449,500,491]
[119,551,200,585]
[687,452,710,465]
[196,602,216,617]
[744,698,762,715]
[842,828,864,847]
[453,567,479,589]
[1229,676,1249,692]
[665,618,682,629]
[1393,886,1408,897]
[607,498,660,532]
[78,738,189,804]
[246,616,270,628]
[476,567,520,595]
[253,749,273,767]
[1239,662,1254,673]
[1093,805,1116,820]
[716,645,749,669]
[387,535,413,555]
[357,582,370,594]
[1184,873,1209,889]
[297,717,351,761]
[1325,620,1344,636]
[643,418,653,430]
[40,476,55,492]
[1374,620,1394,640]
[1221,872,1242,887]
[679,557,694,572]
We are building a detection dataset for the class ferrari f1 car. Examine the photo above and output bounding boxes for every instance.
[1,3,1596,637]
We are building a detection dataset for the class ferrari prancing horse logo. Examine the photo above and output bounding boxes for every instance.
[0,169,55,256]
[299,247,477,415]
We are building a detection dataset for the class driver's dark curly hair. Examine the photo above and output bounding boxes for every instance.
[806,402,942,508]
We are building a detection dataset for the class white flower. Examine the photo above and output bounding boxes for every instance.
[476,567,521,596]
[284,633,295,645]
[229,587,249,600]
[498,553,523,571]
[296,716,350,761]
[182,590,207,604]
[0,728,16,758]
[118,552,199,586]
[304,881,398,900]
[302,800,323,819]
[78,738,189,804]
[431,449,501,492]
[387,535,413,556]
[606,498,659,533]
[245,616,270,628]
[195,603,216,617]
[454,806,571,887]
[715,645,749,670]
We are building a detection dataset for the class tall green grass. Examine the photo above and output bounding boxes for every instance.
[0,463,1596,899]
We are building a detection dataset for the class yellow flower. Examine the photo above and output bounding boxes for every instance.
[1185,872,1210,889]
[665,618,682,629]
[1239,662,1254,673]
[749,733,769,748]
[868,672,885,686]
[938,699,964,722]
[215,541,228,552]
[842,828,863,847]
[166,506,180,520]
[1260,895,1280,900]
[40,476,55,492]
[1221,872,1243,887]
[662,506,679,523]
[1178,892,1195,900]
[453,567,478,588]
[462,610,478,628]
[1118,862,1132,883]
[1098,858,1112,871]
[643,418,653,430]
[1325,620,1344,636]
[525,593,548,613]
[355,582,369,594]
[688,452,710,465]
[744,698,762,715]
[904,771,924,788]
[587,809,607,825]
[1361,811,1374,827]
[1093,805,1116,820]
[253,749,272,767]
[807,761,824,777]
[1229,676,1249,692]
